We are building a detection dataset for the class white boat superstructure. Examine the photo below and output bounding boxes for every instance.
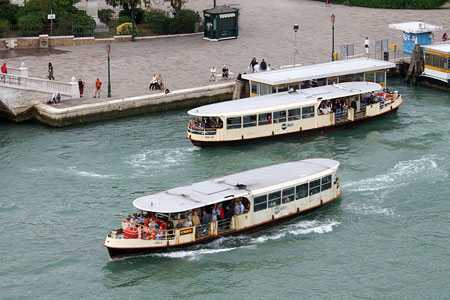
[103,159,342,259]
[186,82,403,147]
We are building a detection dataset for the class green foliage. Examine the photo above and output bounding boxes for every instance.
[144,8,199,34]
[312,0,447,9]
[0,1,20,24]
[144,9,169,34]
[99,9,114,24]
[117,15,132,25]
[17,12,44,36]
[0,19,10,36]
[119,7,146,24]
[71,10,95,28]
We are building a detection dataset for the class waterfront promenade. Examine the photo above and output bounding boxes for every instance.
[1,0,450,107]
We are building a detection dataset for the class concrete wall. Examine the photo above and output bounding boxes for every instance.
[0,33,202,49]
[35,82,235,127]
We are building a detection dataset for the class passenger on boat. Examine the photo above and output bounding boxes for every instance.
[226,205,234,219]
[212,204,219,221]
[351,99,357,111]
[193,210,201,226]
[239,201,245,214]
[184,216,193,227]
[218,203,225,219]
[201,210,212,224]
[130,215,139,225]
[176,220,183,229]
[234,201,240,215]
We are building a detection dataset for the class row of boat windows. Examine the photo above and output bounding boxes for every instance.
[226,106,315,129]
[253,175,332,212]
[425,53,449,70]
[252,71,386,95]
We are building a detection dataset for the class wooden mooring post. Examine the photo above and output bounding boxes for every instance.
[405,43,424,84]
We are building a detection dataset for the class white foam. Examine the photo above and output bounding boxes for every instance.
[124,146,199,170]
[67,166,117,179]
[343,156,444,192]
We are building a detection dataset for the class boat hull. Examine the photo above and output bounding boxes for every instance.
[104,191,342,259]
[417,75,450,92]
[189,104,402,147]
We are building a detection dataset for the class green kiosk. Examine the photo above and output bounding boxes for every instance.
[203,5,239,41]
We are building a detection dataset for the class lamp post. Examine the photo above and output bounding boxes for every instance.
[131,0,136,42]
[106,43,111,98]
[293,24,299,67]
[331,13,335,61]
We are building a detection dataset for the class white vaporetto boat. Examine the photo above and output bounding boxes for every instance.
[186,82,403,147]
[103,159,341,259]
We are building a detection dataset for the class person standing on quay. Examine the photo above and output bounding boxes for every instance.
[260,59,267,72]
[48,62,55,80]
[364,37,370,56]
[94,78,102,98]
[1,63,7,74]
[78,79,85,98]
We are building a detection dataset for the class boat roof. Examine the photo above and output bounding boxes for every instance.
[188,82,381,117]
[422,42,450,54]
[241,58,394,85]
[133,159,340,213]
[389,22,442,34]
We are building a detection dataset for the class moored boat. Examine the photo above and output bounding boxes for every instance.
[186,82,403,147]
[103,158,342,259]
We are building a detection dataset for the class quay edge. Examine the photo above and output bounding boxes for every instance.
[33,82,235,127]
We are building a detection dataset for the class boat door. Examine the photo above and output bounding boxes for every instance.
[268,191,283,219]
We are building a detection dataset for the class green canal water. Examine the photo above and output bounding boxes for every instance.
[1,79,449,299]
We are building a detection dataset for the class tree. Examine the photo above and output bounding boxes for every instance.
[165,0,187,20]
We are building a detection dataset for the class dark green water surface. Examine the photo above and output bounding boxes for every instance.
[1,79,449,299]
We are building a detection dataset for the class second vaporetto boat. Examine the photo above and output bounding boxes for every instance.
[186,82,403,147]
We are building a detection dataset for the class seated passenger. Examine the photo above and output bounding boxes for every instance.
[192,211,201,226]
[184,216,193,227]
[176,220,183,229]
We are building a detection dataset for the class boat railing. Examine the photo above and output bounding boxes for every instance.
[334,108,348,122]
[355,103,367,118]
[187,125,218,135]
[217,218,232,232]
[195,223,211,238]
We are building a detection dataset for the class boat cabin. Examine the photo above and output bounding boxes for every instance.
[420,42,450,91]
[103,159,342,258]
[241,58,395,97]
[187,82,403,147]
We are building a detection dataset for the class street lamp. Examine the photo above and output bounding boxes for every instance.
[131,0,136,42]
[106,43,111,98]
[331,13,335,61]
[293,24,299,67]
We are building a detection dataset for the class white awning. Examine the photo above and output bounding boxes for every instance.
[389,22,442,34]
[188,82,381,117]
[133,159,340,213]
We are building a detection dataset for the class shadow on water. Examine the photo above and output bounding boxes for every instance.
[0,48,70,59]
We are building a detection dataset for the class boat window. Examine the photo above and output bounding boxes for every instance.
[272,86,277,93]
[278,85,289,93]
[288,108,301,120]
[289,83,300,91]
[251,81,258,95]
[425,53,432,66]
[375,71,385,83]
[439,56,447,69]
[315,78,326,87]
[227,117,241,129]
[258,113,272,125]
[243,115,257,128]
[295,183,308,199]
[327,77,338,85]
[273,110,287,123]
[444,58,449,70]
[351,72,364,81]
[309,179,321,195]
[268,191,281,207]
[339,74,352,83]
[321,175,332,191]
[260,84,271,95]
[282,187,295,204]
[254,195,267,212]
[364,72,374,82]
[302,106,315,119]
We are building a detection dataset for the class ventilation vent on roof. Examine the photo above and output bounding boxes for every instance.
[235,183,247,189]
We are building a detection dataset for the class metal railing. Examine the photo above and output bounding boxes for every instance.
[334,108,348,122]
[218,218,232,232]
[187,125,218,135]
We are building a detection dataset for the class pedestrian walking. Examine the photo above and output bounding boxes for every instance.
[78,79,85,98]
[1,63,7,74]
[94,78,102,98]
[326,0,330,7]
[364,37,370,56]
[48,62,55,80]
[260,59,267,72]
[249,57,257,72]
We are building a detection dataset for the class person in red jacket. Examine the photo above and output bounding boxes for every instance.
[1,63,7,74]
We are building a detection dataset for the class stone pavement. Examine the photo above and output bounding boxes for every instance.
[2,0,450,105]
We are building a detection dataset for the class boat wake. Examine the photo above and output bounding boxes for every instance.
[147,219,339,260]
[343,156,444,193]
[124,146,200,170]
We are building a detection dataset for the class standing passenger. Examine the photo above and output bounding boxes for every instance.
[239,200,245,214]
[233,201,240,215]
